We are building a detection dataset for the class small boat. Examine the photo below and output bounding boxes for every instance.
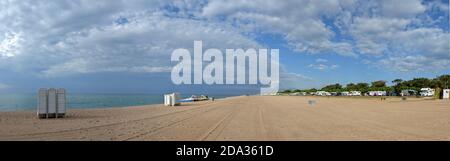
[177,95,210,102]
[177,95,198,102]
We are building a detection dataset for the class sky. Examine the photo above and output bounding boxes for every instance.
[0,0,449,94]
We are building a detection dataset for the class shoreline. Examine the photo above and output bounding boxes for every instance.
[0,94,244,112]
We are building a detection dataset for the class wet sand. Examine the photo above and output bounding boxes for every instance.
[0,96,449,141]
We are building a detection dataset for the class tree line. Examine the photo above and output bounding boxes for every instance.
[282,74,450,95]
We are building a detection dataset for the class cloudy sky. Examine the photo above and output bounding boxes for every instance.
[0,0,449,94]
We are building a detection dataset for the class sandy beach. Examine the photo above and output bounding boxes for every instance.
[0,96,449,141]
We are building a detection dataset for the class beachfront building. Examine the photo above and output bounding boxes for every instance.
[420,88,435,97]
[367,91,387,96]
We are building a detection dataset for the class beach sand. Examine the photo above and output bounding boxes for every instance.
[0,96,449,141]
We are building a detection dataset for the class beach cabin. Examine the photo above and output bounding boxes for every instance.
[37,89,48,118]
[420,88,435,97]
[37,88,66,119]
[443,89,450,99]
[164,93,180,106]
[56,89,66,117]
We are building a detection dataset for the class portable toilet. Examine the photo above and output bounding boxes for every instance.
[444,89,450,99]
[37,89,48,118]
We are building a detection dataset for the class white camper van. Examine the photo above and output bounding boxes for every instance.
[368,91,386,96]
[420,88,435,97]
[315,91,331,96]
[350,91,362,96]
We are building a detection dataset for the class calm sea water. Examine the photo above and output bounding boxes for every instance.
[0,94,235,111]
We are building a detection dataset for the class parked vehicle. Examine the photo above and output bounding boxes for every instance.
[367,91,387,96]
[401,90,416,96]
[350,91,361,96]
[315,91,331,96]
[420,88,435,97]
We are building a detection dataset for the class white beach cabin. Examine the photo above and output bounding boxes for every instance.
[48,88,57,118]
[164,93,180,106]
[37,88,66,119]
[37,88,48,118]
[57,89,66,117]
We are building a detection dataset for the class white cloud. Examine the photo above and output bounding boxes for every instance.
[379,0,426,18]
[0,0,448,77]
[309,59,340,70]
[0,0,262,77]
[202,0,357,57]
[0,32,23,58]
[316,59,328,63]
[379,56,450,72]
[308,63,340,70]
[41,57,172,77]
[330,64,340,69]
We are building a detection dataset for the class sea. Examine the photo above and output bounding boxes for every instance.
[0,94,236,111]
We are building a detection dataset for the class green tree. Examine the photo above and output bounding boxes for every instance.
[356,83,369,93]
[392,79,403,95]
[437,75,450,89]
[346,83,357,91]
[371,80,387,88]
[293,89,302,93]
[321,83,342,92]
